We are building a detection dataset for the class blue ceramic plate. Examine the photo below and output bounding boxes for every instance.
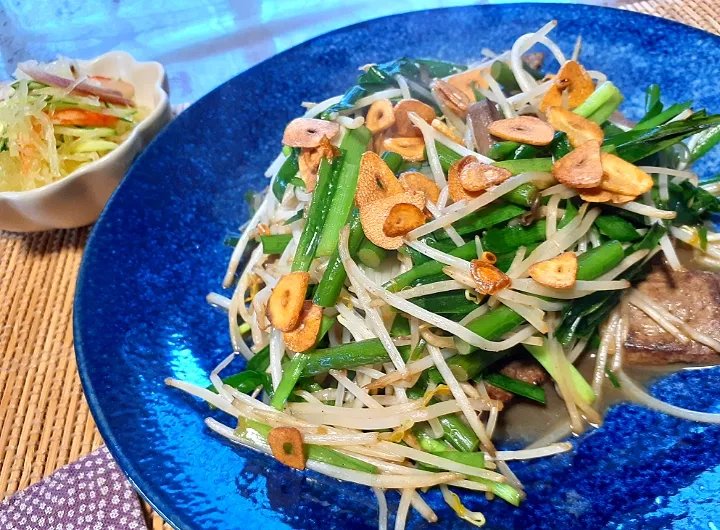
[75,4,720,530]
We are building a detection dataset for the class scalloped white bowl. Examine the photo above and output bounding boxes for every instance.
[0,51,171,232]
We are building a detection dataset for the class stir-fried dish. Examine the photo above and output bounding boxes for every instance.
[0,58,148,192]
[167,21,720,529]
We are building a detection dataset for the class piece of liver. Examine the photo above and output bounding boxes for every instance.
[486,359,548,402]
[624,266,720,365]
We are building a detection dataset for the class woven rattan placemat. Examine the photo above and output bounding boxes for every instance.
[0,2,716,528]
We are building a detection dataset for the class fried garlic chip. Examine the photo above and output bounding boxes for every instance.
[546,106,603,147]
[382,136,425,162]
[434,79,472,119]
[356,151,404,208]
[551,139,603,189]
[399,171,440,204]
[529,252,578,289]
[282,118,340,148]
[268,427,306,470]
[267,271,310,332]
[470,260,512,295]
[383,203,426,237]
[392,99,435,137]
[360,192,426,250]
[283,302,323,352]
[488,116,555,146]
[599,153,654,197]
[365,99,395,134]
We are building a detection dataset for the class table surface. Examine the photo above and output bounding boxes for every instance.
[1,1,718,528]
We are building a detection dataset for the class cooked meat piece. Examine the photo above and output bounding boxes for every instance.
[625,266,720,365]
[523,52,545,71]
[485,358,548,403]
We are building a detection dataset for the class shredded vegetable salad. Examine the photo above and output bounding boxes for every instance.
[0,57,149,192]
[168,21,720,529]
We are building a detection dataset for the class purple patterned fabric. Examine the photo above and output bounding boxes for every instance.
[0,446,147,530]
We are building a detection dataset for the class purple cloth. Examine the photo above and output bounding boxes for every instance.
[0,446,147,530]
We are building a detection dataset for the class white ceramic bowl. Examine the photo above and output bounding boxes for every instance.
[0,51,171,232]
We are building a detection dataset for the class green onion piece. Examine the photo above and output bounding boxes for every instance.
[644,84,662,120]
[416,430,454,453]
[605,367,621,388]
[408,395,479,452]
[223,235,240,247]
[470,82,485,102]
[381,151,404,173]
[435,203,526,240]
[313,209,365,307]
[594,216,642,242]
[487,141,521,161]
[491,61,520,92]
[315,315,336,348]
[284,209,304,225]
[246,345,270,373]
[437,415,479,452]
[552,134,573,160]
[493,158,553,174]
[302,339,400,376]
[573,82,620,118]
[272,149,300,201]
[634,101,692,131]
[698,225,709,251]
[412,291,479,315]
[513,144,539,160]
[576,240,625,280]
[357,239,387,268]
[321,85,368,119]
[690,125,720,163]
[288,176,306,189]
[558,199,578,229]
[454,305,526,356]
[415,58,468,78]
[315,126,373,257]
[605,113,720,163]
[473,479,523,507]
[435,142,461,173]
[292,157,340,271]
[483,373,546,404]
[504,183,540,208]
[556,225,667,344]
[384,241,478,292]
[305,442,378,474]
[435,450,486,469]
[208,370,269,395]
[270,354,309,410]
[586,92,624,125]
[524,339,595,405]
[455,241,623,356]
[259,234,293,255]
[482,220,547,254]
[390,315,411,337]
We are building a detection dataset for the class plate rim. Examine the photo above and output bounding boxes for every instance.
[73,4,720,529]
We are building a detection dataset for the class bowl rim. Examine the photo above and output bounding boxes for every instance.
[0,50,170,200]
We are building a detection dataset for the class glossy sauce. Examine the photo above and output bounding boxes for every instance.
[493,354,711,444]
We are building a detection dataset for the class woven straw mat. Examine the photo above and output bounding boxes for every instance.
[0,2,717,529]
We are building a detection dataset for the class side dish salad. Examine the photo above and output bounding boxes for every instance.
[0,57,148,192]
